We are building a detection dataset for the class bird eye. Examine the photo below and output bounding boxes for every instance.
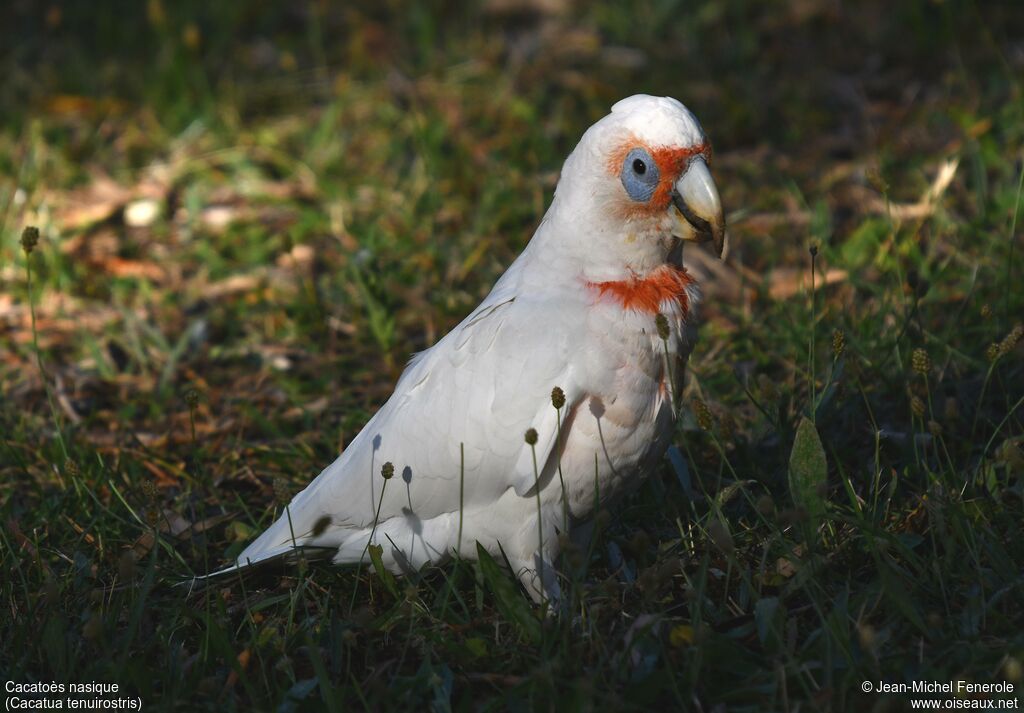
[620,147,659,202]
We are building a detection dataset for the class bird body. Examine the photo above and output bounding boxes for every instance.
[221,95,725,602]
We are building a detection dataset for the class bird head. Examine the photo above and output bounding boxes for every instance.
[541,95,725,278]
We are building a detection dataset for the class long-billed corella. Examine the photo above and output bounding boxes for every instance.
[202,94,726,604]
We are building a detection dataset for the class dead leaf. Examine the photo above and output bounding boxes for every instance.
[867,159,959,221]
[139,459,180,488]
[768,267,848,300]
[100,257,166,281]
[200,272,265,300]
[63,515,97,547]
[222,648,252,694]
[130,530,156,559]
[282,396,329,420]
[53,175,131,230]
[275,243,314,270]
[43,94,127,118]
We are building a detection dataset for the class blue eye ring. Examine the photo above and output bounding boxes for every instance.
[620,147,659,202]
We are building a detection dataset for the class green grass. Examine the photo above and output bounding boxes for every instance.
[2,1,1023,710]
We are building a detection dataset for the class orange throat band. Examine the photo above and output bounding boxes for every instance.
[587,265,694,315]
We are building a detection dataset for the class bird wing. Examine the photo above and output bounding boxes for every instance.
[235,274,586,565]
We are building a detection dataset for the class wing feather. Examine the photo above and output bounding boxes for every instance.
[236,277,585,565]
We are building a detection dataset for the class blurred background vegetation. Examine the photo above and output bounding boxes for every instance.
[1,1,1023,711]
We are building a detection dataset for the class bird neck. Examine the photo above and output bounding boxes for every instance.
[528,195,675,285]
[583,265,694,316]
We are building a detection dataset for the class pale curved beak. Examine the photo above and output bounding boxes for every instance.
[669,158,726,258]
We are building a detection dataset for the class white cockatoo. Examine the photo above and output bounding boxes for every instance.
[214,95,725,602]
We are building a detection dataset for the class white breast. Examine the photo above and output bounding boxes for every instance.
[555,297,693,517]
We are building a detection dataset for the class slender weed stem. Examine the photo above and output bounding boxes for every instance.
[809,245,818,422]
[551,387,568,532]
[349,463,391,615]
[525,428,544,604]
[457,442,465,560]
[22,227,68,459]
[656,313,678,419]
[1005,161,1023,327]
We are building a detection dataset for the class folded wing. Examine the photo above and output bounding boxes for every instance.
[233,279,585,569]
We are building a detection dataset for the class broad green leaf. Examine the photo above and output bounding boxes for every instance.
[368,543,399,597]
[666,445,693,498]
[304,631,342,713]
[788,416,828,531]
[249,593,291,612]
[754,597,782,648]
[475,542,541,644]
[464,637,488,658]
[877,559,928,633]
[840,217,888,268]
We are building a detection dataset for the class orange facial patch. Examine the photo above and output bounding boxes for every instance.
[607,135,711,218]
[587,265,694,315]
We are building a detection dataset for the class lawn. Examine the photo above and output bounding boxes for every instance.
[1,1,1023,710]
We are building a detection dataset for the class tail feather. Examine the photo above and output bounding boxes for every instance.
[184,492,426,590]
[235,510,308,566]
[180,506,338,590]
[179,543,337,592]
